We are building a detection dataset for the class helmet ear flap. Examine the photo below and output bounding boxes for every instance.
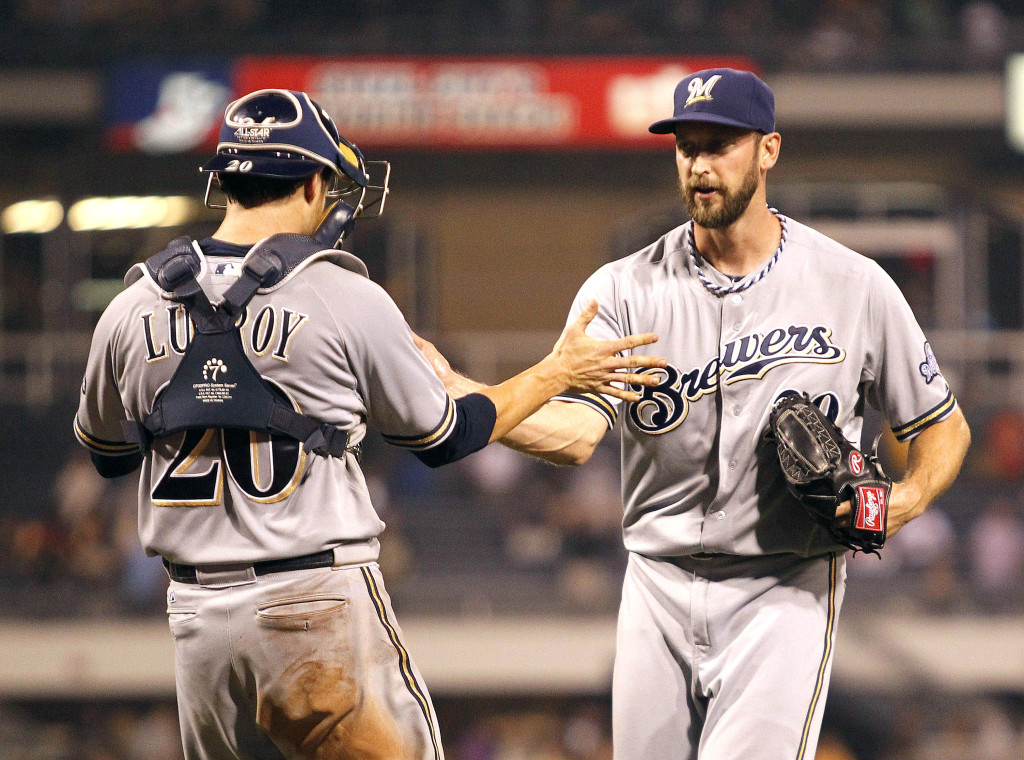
[313,200,358,248]
[333,136,368,191]
[308,97,368,189]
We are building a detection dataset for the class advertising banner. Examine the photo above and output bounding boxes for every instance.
[233,56,756,149]
[107,56,756,152]
[107,63,232,153]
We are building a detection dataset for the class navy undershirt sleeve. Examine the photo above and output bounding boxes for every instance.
[90,450,144,479]
[412,392,497,468]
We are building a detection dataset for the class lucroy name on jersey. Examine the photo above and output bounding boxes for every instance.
[141,304,309,363]
[628,324,846,434]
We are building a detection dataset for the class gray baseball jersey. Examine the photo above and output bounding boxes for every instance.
[557,214,956,557]
[75,242,456,566]
[557,213,955,760]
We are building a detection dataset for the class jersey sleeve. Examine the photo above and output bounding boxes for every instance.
[74,299,138,459]
[863,263,957,442]
[551,266,624,430]
[337,279,461,453]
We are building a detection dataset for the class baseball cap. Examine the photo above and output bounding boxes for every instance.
[648,68,775,135]
[201,89,367,187]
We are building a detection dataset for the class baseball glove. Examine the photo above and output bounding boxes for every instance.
[767,394,891,556]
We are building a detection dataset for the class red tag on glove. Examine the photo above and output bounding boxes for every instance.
[855,485,887,532]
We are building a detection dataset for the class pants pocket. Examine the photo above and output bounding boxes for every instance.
[256,595,349,632]
[166,608,200,638]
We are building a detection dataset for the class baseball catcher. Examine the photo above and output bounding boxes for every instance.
[768,394,891,556]
[73,87,667,760]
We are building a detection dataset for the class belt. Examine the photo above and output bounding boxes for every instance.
[163,549,336,584]
[688,552,724,560]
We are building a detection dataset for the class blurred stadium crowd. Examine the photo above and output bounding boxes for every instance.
[0,0,1020,72]
[3,402,1024,621]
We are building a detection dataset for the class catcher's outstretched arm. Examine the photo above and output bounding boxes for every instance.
[494,400,608,466]
[413,333,612,466]
[880,406,970,537]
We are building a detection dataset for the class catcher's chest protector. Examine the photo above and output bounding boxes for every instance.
[121,236,350,458]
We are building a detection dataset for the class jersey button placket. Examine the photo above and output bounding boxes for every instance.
[714,291,746,534]
[730,294,743,332]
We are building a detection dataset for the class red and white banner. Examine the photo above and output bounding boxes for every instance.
[232,56,756,149]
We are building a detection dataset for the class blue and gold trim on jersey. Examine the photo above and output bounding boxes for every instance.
[73,417,140,456]
[891,391,956,442]
[360,566,442,760]
[381,395,456,450]
[796,553,838,760]
[551,392,617,429]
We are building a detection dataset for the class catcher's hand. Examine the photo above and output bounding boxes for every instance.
[767,394,891,556]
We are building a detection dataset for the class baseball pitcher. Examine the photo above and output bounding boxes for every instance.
[417,69,971,760]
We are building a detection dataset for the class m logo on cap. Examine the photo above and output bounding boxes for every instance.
[685,75,722,107]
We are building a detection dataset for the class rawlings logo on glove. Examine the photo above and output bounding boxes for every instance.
[767,394,890,556]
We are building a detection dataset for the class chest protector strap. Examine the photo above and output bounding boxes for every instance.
[121,235,351,458]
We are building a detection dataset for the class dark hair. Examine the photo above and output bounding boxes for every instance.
[217,168,332,209]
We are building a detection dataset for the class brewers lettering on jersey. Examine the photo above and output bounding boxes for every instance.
[416,68,971,760]
[73,89,665,760]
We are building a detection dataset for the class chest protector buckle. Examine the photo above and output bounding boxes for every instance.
[121,235,351,458]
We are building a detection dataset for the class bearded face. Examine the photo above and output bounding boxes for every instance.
[679,134,762,229]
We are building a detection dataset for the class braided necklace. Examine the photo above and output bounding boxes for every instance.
[688,207,788,296]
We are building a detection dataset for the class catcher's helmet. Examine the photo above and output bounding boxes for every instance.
[202,89,366,186]
[200,89,390,221]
